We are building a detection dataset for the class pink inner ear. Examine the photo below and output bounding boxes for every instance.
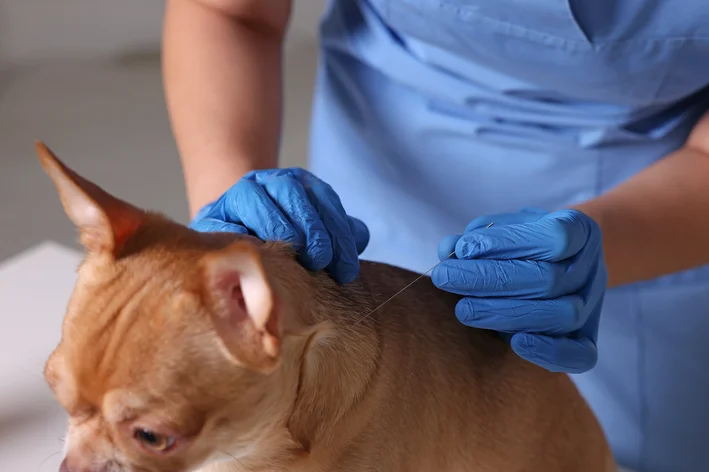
[202,244,280,365]
[213,271,249,324]
[232,286,247,322]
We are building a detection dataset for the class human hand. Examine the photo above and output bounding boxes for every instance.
[190,168,369,284]
[432,208,608,373]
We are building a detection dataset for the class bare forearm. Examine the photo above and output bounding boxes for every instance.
[162,0,291,216]
[575,133,709,288]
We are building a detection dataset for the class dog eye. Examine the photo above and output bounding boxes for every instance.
[133,428,176,452]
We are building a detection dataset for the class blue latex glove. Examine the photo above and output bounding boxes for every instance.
[190,168,370,284]
[432,208,608,374]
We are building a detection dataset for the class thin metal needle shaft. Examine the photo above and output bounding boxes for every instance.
[352,222,493,326]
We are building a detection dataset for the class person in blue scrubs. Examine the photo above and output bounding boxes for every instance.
[162,1,709,471]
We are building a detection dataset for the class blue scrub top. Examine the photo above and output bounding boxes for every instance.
[307,1,709,471]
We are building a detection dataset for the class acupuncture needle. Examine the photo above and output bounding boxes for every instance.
[352,222,494,326]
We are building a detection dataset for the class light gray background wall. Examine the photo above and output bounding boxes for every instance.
[0,0,326,262]
[0,0,326,65]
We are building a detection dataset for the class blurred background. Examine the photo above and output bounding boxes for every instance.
[0,0,325,262]
[0,1,325,468]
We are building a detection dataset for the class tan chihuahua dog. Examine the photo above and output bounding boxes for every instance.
[37,142,615,472]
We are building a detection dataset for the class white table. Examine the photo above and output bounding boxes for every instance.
[0,241,81,470]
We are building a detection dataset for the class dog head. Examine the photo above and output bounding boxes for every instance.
[37,142,307,471]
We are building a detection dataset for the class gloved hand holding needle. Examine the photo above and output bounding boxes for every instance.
[431,209,607,373]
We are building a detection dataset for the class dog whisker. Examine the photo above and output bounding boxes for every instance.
[38,450,62,471]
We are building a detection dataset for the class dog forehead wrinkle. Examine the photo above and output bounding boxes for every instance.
[66,266,174,406]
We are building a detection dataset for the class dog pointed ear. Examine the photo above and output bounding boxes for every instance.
[35,141,143,257]
[200,241,281,371]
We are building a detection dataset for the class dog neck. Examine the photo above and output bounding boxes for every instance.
[259,253,382,468]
